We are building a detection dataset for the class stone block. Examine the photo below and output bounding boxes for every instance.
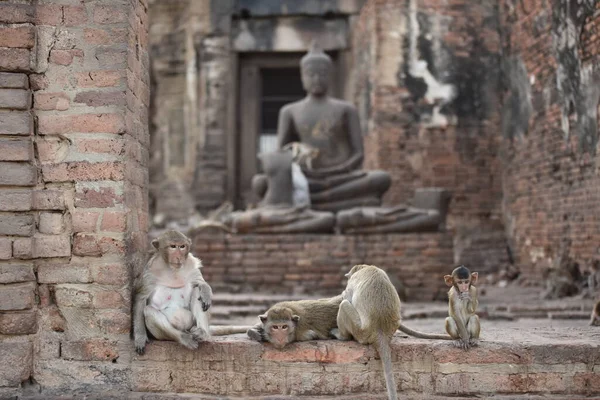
[0,138,32,161]
[12,237,31,259]
[0,310,37,335]
[34,92,70,111]
[0,73,29,89]
[0,3,34,23]
[74,90,126,107]
[0,162,37,186]
[0,264,34,283]
[0,89,30,110]
[54,286,93,308]
[0,111,32,135]
[0,282,35,310]
[38,212,64,234]
[0,341,32,386]
[0,214,34,236]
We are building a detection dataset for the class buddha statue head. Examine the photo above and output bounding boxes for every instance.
[300,41,332,97]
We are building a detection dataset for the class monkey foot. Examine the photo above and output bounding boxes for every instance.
[190,327,210,342]
[179,333,199,350]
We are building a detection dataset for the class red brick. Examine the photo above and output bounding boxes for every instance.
[101,210,127,232]
[0,48,30,71]
[0,89,30,110]
[36,138,69,164]
[0,3,34,23]
[75,138,123,155]
[93,5,128,24]
[0,190,32,211]
[92,263,129,285]
[37,263,91,284]
[76,71,124,88]
[61,339,119,361]
[73,234,102,257]
[34,4,62,25]
[0,283,35,311]
[33,190,66,210]
[0,73,28,89]
[33,235,71,258]
[0,26,35,48]
[0,341,32,386]
[96,309,129,334]
[71,210,100,233]
[38,212,65,234]
[0,111,32,135]
[0,264,34,283]
[63,5,88,26]
[54,286,93,308]
[98,236,126,255]
[0,311,37,335]
[0,139,32,161]
[83,27,127,45]
[12,237,31,259]
[75,184,123,208]
[34,92,70,111]
[49,50,74,66]
[74,91,126,107]
[29,74,48,91]
[93,290,125,309]
[0,162,37,186]
[38,113,125,134]
[42,161,125,182]
[95,47,127,69]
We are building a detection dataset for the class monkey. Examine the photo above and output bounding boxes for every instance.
[133,230,213,354]
[444,265,480,350]
[246,295,343,349]
[282,142,319,208]
[590,300,600,326]
[335,264,401,400]
[282,141,319,170]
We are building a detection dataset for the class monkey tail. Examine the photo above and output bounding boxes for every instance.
[376,331,398,400]
[209,325,253,336]
[397,323,453,340]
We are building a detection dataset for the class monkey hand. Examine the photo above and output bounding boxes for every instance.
[459,292,472,301]
[134,334,149,355]
[196,282,213,311]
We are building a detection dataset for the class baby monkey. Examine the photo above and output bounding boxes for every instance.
[247,295,342,349]
[444,265,480,350]
[591,300,600,326]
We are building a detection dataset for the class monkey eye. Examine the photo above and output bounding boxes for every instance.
[282,325,288,330]
[170,244,177,249]
[272,326,279,330]
[179,245,186,249]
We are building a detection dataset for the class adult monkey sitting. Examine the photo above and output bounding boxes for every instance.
[133,230,213,354]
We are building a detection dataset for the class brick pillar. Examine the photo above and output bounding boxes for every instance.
[0,0,148,395]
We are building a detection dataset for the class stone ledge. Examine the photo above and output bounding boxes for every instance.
[128,327,600,397]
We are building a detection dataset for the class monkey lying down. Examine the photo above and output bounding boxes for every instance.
[133,230,248,354]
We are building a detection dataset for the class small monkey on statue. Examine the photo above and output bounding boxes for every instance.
[590,300,600,326]
[247,295,343,349]
[133,230,213,354]
[444,265,481,350]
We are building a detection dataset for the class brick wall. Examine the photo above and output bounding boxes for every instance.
[499,0,600,281]
[0,0,149,394]
[350,0,508,273]
[194,232,454,301]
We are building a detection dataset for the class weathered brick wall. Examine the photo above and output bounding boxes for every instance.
[194,233,453,301]
[0,0,149,395]
[350,0,508,273]
[499,0,600,281]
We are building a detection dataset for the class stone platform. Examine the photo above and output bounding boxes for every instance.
[129,325,600,398]
[192,232,454,301]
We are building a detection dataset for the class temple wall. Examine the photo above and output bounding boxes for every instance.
[0,0,149,395]
[349,0,509,273]
[498,0,600,282]
[194,232,453,301]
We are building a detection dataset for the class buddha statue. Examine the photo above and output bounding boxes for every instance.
[252,43,391,212]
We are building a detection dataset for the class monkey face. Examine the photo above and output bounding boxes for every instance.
[455,278,470,293]
[165,242,189,267]
[266,321,295,349]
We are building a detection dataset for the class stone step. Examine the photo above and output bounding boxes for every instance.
[126,326,600,398]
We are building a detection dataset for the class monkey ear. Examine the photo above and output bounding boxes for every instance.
[259,314,267,324]
[443,275,453,287]
[471,272,478,284]
[291,315,300,324]
[151,238,159,250]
